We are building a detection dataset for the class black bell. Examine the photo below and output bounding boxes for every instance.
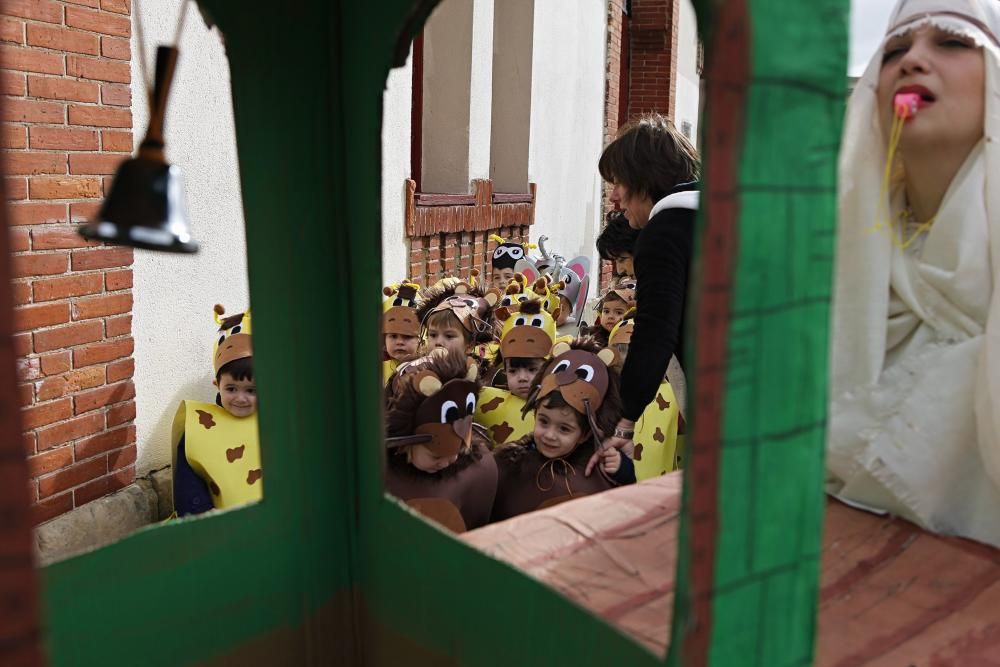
[79,45,198,253]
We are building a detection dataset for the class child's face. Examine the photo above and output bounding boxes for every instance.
[600,299,628,332]
[427,324,468,355]
[556,295,572,325]
[534,404,588,459]
[505,358,545,400]
[218,372,257,418]
[409,444,458,473]
[613,254,635,278]
[491,268,515,290]
[385,333,419,360]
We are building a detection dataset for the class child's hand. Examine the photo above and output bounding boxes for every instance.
[600,447,622,475]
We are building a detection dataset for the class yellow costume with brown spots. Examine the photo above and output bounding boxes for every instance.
[172,401,262,509]
[632,381,682,480]
[474,387,534,448]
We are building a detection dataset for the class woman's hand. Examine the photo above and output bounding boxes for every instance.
[585,419,636,476]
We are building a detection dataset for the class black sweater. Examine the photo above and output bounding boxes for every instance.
[620,183,698,421]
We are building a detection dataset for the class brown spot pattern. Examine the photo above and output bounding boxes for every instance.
[634,444,643,461]
[246,469,262,485]
[490,422,515,444]
[480,396,504,413]
[653,427,665,443]
[209,481,221,496]
[655,394,671,411]
[226,445,246,462]
[196,410,216,429]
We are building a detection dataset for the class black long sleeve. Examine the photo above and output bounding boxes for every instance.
[620,206,695,421]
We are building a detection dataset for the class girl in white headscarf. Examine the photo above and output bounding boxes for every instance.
[828,0,1000,546]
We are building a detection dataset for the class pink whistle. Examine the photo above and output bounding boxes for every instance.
[894,92,921,120]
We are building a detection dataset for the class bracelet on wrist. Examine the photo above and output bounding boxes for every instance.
[613,427,635,440]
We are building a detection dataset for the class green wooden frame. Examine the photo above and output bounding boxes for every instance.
[29,1,848,665]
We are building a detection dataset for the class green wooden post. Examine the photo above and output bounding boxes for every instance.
[34,1,847,665]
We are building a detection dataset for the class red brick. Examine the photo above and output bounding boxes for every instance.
[37,456,106,498]
[23,432,36,456]
[73,337,132,367]
[99,82,130,106]
[65,6,130,37]
[74,424,132,459]
[36,412,103,450]
[105,314,130,337]
[64,0,101,7]
[17,381,32,406]
[73,473,124,506]
[32,492,72,525]
[0,44,63,74]
[106,356,133,382]
[16,357,40,382]
[69,200,100,222]
[106,399,134,427]
[71,246,132,271]
[21,397,71,430]
[73,380,133,414]
[100,0,131,15]
[11,281,31,305]
[100,129,131,152]
[8,202,65,226]
[67,104,130,128]
[3,152,66,176]
[13,332,31,356]
[30,226,99,250]
[29,176,101,199]
[12,252,67,278]
[26,24,99,55]
[4,0,63,23]
[0,70,25,95]
[39,351,71,376]
[64,366,104,391]
[13,302,70,331]
[29,126,99,151]
[28,445,73,478]
[6,176,27,199]
[1,125,26,149]
[34,320,103,353]
[104,269,131,290]
[36,375,67,401]
[66,55,129,83]
[33,273,102,301]
[0,18,23,45]
[9,227,28,251]
[107,443,135,471]
[27,75,99,103]
[68,152,124,175]
[1,98,64,124]
[100,35,128,60]
[73,294,131,321]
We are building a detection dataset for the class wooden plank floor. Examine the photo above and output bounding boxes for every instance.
[463,474,1000,664]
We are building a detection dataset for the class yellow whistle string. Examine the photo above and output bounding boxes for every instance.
[869,113,934,251]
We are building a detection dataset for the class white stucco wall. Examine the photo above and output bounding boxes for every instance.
[131,3,249,473]
[675,0,701,145]
[526,0,607,296]
[467,0,495,182]
[381,51,413,286]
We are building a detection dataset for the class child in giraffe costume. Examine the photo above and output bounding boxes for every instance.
[171,305,262,516]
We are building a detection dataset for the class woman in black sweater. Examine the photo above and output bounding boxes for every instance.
[586,114,700,475]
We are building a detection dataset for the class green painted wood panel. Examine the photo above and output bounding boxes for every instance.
[36,1,848,665]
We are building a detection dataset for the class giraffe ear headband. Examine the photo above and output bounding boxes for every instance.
[382,281,422,338]
[213,304,252,376]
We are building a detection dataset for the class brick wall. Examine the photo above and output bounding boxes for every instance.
[626,0,679,119]
[600,0,625,289]
[1,0,137,525]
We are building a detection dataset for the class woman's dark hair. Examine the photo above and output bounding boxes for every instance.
[216,356,254,383]
[596,210,639,261]
[598,113,700,203]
